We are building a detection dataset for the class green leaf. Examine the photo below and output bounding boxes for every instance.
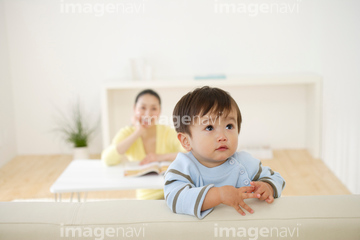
[52,100,98,148]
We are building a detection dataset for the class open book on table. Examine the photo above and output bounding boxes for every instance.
[124,161,172,177]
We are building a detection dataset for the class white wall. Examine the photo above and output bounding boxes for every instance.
[0,0,17,167]
[4,0,319,155]
[2,0,360,192]
[317,0,360,194]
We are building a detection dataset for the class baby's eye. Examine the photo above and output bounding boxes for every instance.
[226,124,234,130]
[205,125,214,131]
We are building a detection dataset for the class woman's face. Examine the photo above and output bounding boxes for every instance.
[134,94,161,126]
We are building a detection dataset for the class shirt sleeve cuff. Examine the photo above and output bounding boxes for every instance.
[194,184,215,219]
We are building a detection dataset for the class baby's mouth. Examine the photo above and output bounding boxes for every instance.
[216,146,228,151]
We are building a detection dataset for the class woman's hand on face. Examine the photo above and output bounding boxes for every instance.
[139,153,160,165]
[132,115,149,136]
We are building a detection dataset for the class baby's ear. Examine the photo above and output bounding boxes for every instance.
[177,133,192,151]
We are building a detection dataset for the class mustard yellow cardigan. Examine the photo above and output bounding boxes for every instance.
[101,125,184,200]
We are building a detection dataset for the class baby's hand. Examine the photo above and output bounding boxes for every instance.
[218,185,260,216]
[250,181,274,203]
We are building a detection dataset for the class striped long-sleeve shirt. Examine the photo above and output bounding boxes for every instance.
[164,151,286,219]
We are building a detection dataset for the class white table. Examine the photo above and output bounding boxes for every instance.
[50,159,165,202]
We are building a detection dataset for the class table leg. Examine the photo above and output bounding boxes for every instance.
[84,192,88,202]
[54,193,57,202]
[59,193,62,202]
[70,192,73,202]
[77,192,80,202]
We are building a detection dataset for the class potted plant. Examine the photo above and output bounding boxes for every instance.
[53,101,98,159]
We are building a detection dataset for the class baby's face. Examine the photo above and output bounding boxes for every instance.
[188,109,239,168]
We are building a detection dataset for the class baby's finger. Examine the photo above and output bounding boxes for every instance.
[239,201,254,214]
[265,195,274,204]
[234,205,246,216]
[258,192,268,201]
[242,192,261,199]
[239,186,255,193]
[250,181,261,187]
[253,186,265,195]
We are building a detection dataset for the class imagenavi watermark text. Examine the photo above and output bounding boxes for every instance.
[214,223,301,239]
[137,114,223,128]
[214,0,301,17]
[60,224,147,240]
[60,0,146,17]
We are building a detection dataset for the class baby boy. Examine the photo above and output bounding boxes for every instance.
[164,86,285,219]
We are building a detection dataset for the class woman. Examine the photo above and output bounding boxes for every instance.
[101,89,184,200]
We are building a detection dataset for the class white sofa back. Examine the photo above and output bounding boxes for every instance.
[1,195,359,240]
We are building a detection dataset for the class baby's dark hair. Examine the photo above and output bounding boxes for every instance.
[173,86,242,136]
[135,89,161,105]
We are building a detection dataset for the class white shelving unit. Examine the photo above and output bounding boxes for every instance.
[101,74,322,158]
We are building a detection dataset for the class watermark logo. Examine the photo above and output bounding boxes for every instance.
[60,224,147,240]
[135,114,223,129]
[172,114,221,129]
[214,223,301,239]
[60,0,146,17]
[214,0,301,17]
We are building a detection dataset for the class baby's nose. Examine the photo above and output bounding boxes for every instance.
[217,133,227,142]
